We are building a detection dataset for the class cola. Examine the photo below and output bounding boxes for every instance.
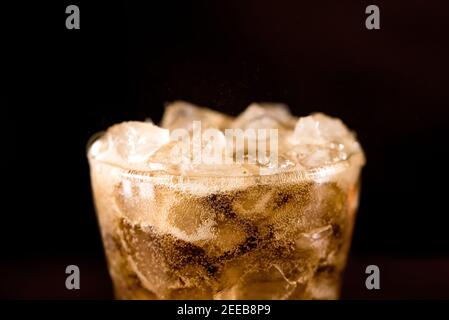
[88,101,365,299]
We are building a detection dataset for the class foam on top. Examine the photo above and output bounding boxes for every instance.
[88,101,365,177]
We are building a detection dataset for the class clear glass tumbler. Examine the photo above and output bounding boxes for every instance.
[88,142,363,300]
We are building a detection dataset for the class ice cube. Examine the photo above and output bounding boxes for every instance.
[301,146,332,167]
[117,218,183,298]
[117,218,214,299]
[90,121,170,165]
[232,103,295,129]
[295,225,333,260]
[216,264,297,299]
[302,182,348,232]
[289,113,352,146]
[286,113,359,168]
[148,128,231,175]
[290,116,324,145]
[312,113,351,143]
[231,185,277,221]
[146,139,193,175]
[305,264,339,299]
[114,180,216,243]
[166,196,217,242]
[113,181,169,229]
[262,182,313,234]
[161,101,232,130]
[201,128,227,165]
[167,285,213,300]
[199,221,248,257]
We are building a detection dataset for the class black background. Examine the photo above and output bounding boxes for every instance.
[5,1,449,299]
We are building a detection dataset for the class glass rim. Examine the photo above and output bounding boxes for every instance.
[87,131,365,182]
